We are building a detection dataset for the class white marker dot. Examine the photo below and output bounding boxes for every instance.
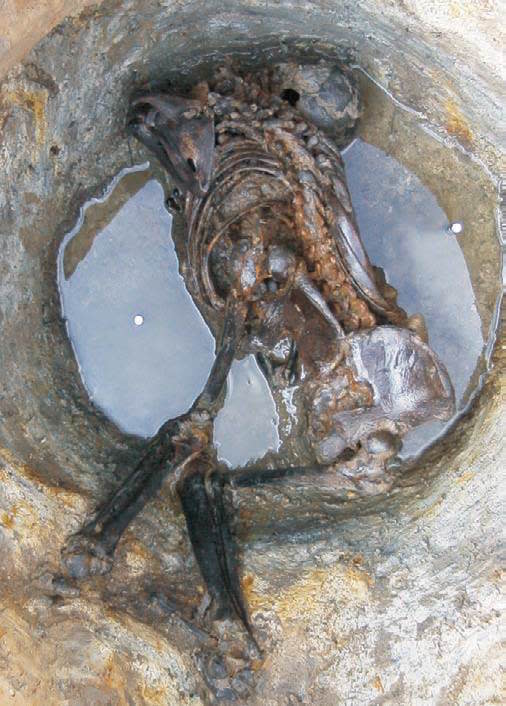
[133,314,144,326]
[449,221,463,234]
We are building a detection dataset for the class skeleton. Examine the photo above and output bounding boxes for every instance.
[59,63,455,666]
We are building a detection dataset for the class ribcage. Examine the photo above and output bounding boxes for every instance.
[186,97,407,332]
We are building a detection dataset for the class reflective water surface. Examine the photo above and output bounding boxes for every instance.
[58,73,500,467]
[58,168,215,437]
[213,355,280,468]
[343,138,485,457]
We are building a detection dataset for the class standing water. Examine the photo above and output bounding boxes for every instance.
[58,167,215,437]
[57,71,501,467]
[341,73,501,458]
[57,163,280,462]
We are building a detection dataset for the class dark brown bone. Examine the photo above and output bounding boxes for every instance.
[61,298,247,582]
[64,64,455,657]
[129,94,215,195]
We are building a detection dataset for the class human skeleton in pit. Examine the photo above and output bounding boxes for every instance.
[60,62,454,647]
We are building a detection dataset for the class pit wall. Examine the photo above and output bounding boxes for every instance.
[0,2,504,705]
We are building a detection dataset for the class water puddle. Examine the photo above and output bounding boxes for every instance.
[58,167,215,437]
[339,73,501,458]
[342,138,483,456]
[57,68,501,468]
[213,355,280,468]
[58,165,281,466]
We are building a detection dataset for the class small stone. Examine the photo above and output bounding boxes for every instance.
[365,430,399,455]
[314,434,348,464]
